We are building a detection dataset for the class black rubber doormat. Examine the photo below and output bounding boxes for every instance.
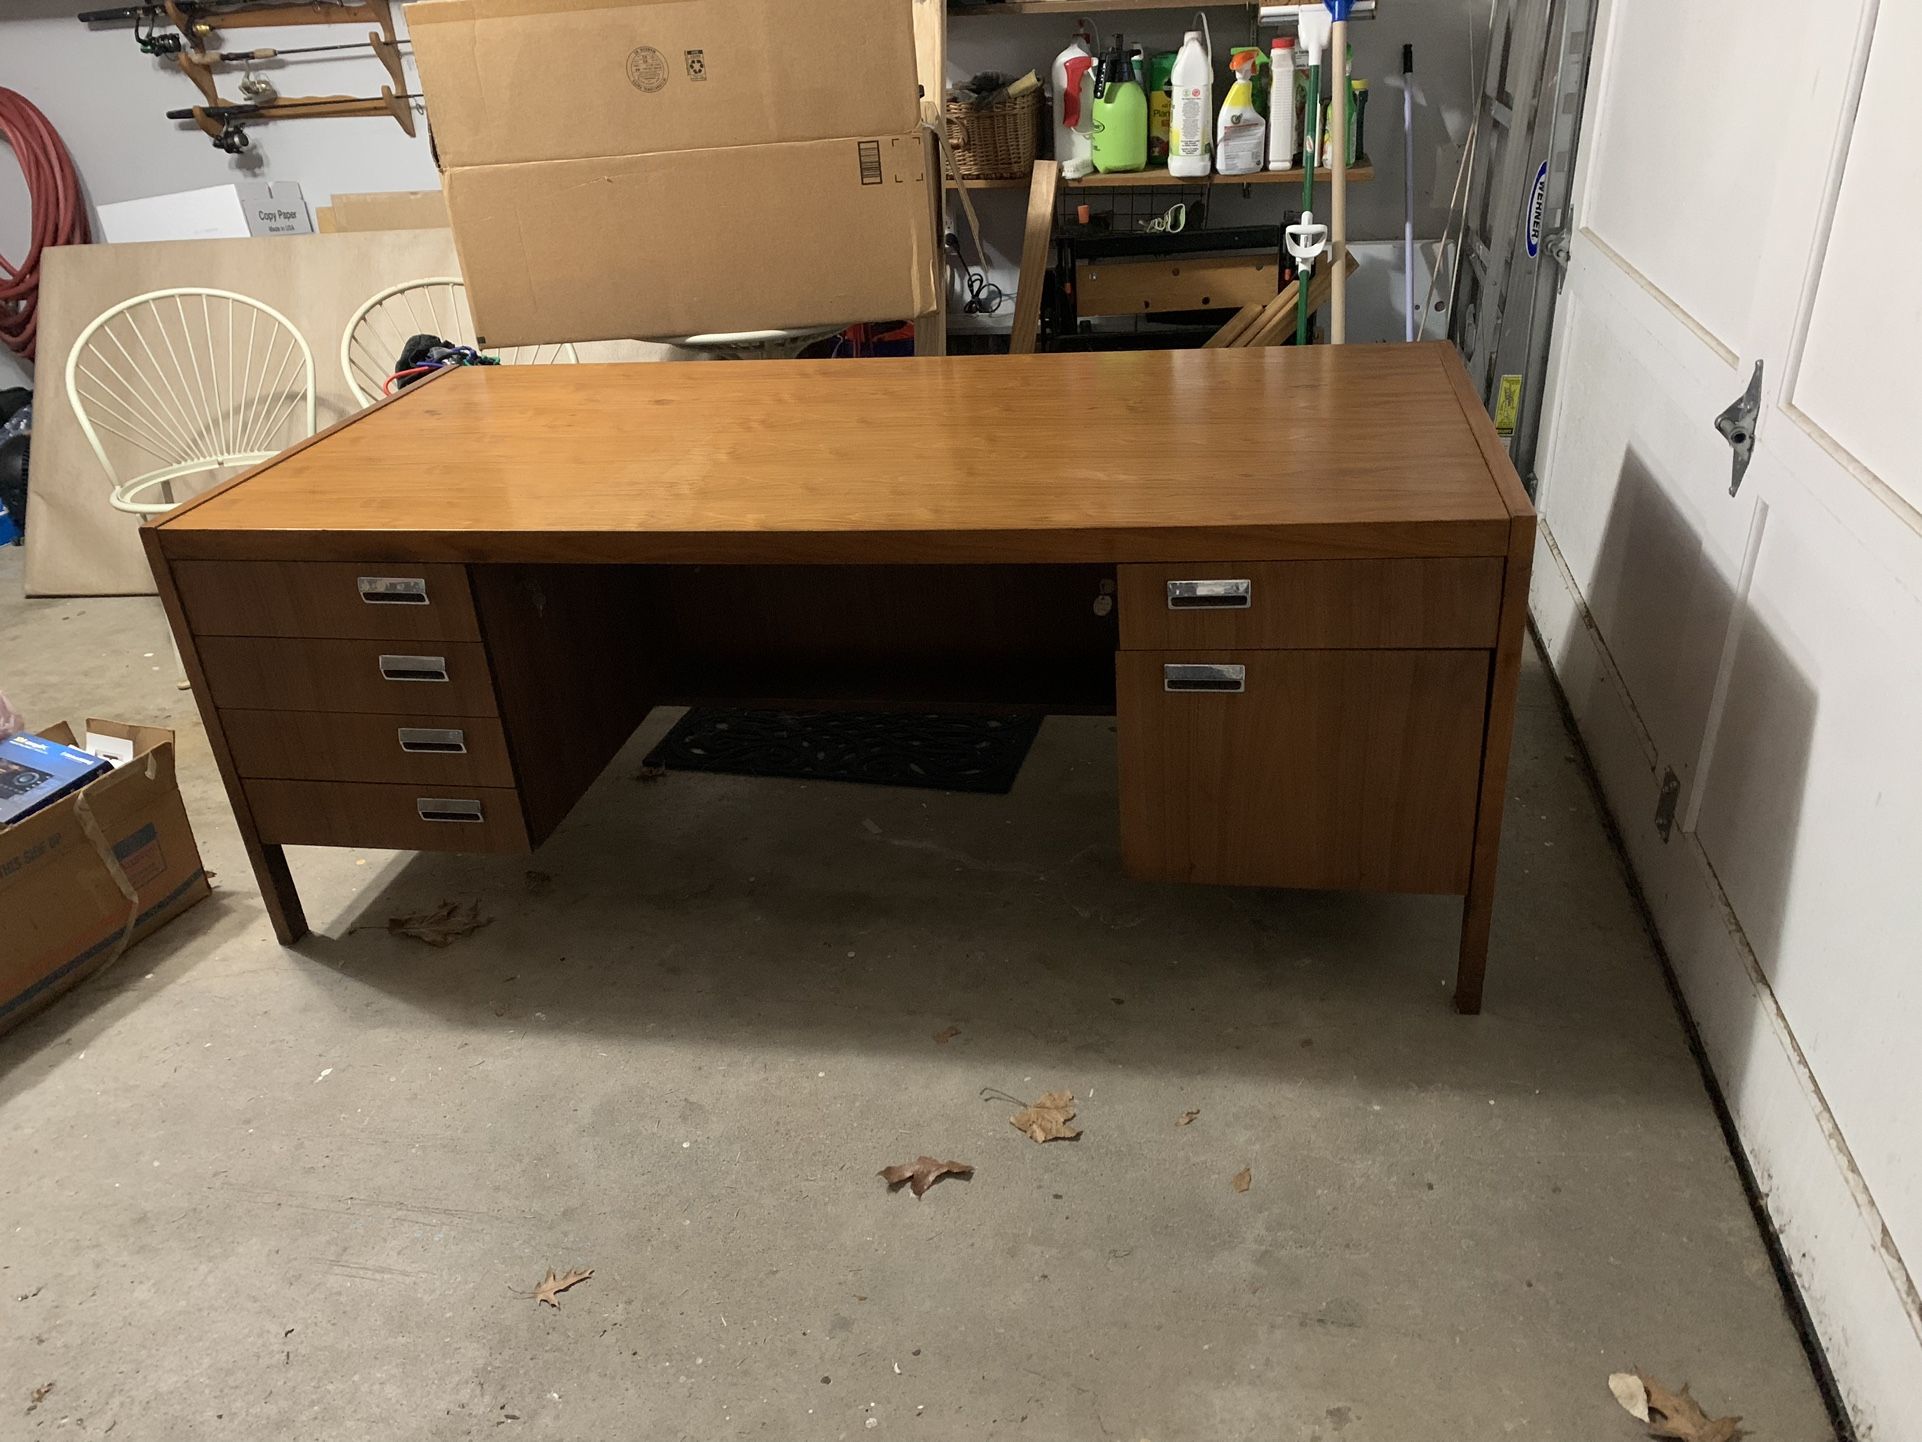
[642,709,1044,795]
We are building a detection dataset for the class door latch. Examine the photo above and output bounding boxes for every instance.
[1714,360,1762,496]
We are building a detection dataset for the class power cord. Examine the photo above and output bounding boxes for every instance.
[946,232,1005,315]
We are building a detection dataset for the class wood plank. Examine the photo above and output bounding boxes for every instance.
[1116,648,1488,894]
[1075,253,1278,317]
[173,560,478,641]
[153,346,1516,564]
[947,162,1377,191]
[1117,558,1505,650]
[1204,301,1265,348]
[912,0,948,357]
[1008,160,1060,356]
[1241,251,1358,347]
[140,526,309,945]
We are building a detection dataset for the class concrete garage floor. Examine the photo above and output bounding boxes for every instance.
[0,549,1837,1442]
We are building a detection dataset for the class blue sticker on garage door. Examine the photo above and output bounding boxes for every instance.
[1525,160,1548,259]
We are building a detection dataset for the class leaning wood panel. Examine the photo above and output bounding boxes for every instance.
[1117,648,1488,894]
[195,636,499,716]
[1007,161,1060,355]
[173,560,479,641]
[1075,254,1278,317]
[1118,558,1504,650]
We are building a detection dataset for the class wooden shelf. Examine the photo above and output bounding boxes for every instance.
[947,160,1374,191]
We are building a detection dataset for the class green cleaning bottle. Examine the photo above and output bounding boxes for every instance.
[1090,34,1147,174]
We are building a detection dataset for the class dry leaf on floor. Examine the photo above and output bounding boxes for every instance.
[1178,1109,1200,1127]
[1630,1372,1743,1442]
[1609,1372,1651,1423]
[933,1026,961,1045]
[1231,1166,1252,1193]
[879,1156,975,1198]
[388,899,492,947]
[523,870,554,896]
[28,1382,53,1410]
[634,762,667,782]
[1010,1091,1081,1144]
[533,1268,593,1308]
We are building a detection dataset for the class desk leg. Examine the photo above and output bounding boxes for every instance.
[142,529,311,946]
[1455,519,1535,1014]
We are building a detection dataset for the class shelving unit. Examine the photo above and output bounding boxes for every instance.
[948,0,1256,14]
[948,160,1374,190]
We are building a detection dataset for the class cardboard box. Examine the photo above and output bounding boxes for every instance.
[450,135,936,344]
[0,720,211,1038]
[316,189,451,234]
[409,0,919,170]
[0,732,112,826]
[410,0,933,343]
[97,182,314,244]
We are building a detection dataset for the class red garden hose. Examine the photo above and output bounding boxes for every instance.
[0,89,90,362]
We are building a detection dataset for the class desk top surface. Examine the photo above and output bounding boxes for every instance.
[153,342,1530,564]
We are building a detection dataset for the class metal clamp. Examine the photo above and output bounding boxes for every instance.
[416,797,484,823]
[379,654,449,683]
[1167,578,1252,610]
[398,727,467,755]
[1163,663,1246,693]
[358,576,430,605]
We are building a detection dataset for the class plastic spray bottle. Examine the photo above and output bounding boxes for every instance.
[1267,36,1297,170]
[1051,24,1099,180]
[1090,33,1147,174]
[1215,47,1266,176]
[1167,29,1211,178]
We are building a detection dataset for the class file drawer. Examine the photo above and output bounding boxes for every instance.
[173,560,480,641]
[197,637,499,716]
[221,710,517,788]
[245,779,529,853]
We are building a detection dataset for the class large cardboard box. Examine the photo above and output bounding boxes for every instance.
[408,0,920,168]
[409,0,933,344]
[0,721,211,1038]
[449,136,936,344]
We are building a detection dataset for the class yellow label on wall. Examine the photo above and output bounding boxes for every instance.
[1494,374,1523,437]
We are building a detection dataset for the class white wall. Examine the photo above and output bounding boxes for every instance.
[0,0,439,390]
[1,0,1488,390]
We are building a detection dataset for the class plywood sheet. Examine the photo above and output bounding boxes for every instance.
[26,230,678,596]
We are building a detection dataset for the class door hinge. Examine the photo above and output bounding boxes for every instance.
[1654,767,1681,841]
[1714,360,1763,496]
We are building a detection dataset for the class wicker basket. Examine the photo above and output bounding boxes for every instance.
[943,89,1044,180]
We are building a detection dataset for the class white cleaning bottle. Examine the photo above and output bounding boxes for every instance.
[1167,29,1211,178]
[1215,47,1265,176]
[1267,36,1297,170]
[1052,26,1099,180]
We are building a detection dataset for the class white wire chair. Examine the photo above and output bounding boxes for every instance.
[341,277,579,407]
[65,288,317,517]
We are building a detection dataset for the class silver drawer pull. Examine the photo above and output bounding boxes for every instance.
[1164,663,1246,693]
[359,576,430,605]
[416,797,484,823]
[1167,578,1251,610]
[379,653,449,683]
[398,727,467,755]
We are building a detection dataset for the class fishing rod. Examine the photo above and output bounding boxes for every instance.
[164,37,412,61]
[167,89,419,151]
[80,0,368,23]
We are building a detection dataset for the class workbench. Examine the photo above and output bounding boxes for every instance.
[142,342,1534,1011]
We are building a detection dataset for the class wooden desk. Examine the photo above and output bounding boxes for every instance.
[143,343,1534,1012]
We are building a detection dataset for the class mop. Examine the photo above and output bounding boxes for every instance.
[1402,43,1416,342]
[1283,4,1332,345]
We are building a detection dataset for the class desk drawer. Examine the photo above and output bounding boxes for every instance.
[174,561,479,642]
[1118,559,1503,650]
[197,637,499,716]
[222,710,516,788]
[246,779,529,853]
[1117,649,1487,894]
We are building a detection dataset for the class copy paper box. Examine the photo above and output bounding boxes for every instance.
[409,0,919,170]
[446,135,937,344]
[97,182,313,243]
[0,720,211,1038]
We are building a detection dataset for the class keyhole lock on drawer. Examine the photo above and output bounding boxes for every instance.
[1166,579,1251,609]
[1163,663,1246,693]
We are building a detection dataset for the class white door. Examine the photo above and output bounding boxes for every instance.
[1530,1,1922,1433]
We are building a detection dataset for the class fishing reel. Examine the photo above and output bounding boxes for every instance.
[210,117,251,152]
[134,14,210,55]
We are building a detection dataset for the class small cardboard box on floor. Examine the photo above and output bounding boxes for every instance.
[0,721,210,1038]
[409,0,936,344]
